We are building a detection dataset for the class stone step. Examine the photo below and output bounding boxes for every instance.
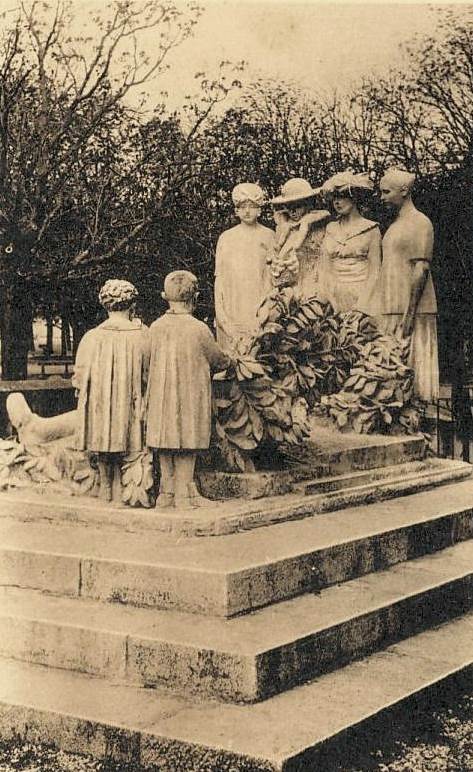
[296,457,464,494]
[1,540,473,702]
[301,456,471,505]
[0,612,472,770]
[1,479,473,618]
[200,432,428,500]
[288,429,427,477]
[0,456,469,539]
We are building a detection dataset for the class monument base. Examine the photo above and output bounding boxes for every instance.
[0,431,469,537]
[0,420,472,770]
[0,474,473,770]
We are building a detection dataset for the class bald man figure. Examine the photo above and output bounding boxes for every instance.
[378,168,439,402]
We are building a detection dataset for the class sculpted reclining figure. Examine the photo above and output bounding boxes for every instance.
[7,392,77,446]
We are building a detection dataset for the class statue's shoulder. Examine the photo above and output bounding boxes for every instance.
[256,222,275,238]
[149,315,168,332]
[217,224,240,242]
[360,217,379,230]
[413,208,433,232]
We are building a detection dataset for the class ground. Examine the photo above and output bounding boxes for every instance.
[0,672,472,771]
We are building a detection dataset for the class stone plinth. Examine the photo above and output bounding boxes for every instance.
[0,425,472,770]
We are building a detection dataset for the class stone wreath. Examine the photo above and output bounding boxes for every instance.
[213,288,420,473]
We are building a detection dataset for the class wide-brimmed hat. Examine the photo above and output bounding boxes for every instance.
[271,178,320,206]
[319,170,374,197]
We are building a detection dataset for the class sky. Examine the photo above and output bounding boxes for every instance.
[154,1,441,106]
[1,0,469,111]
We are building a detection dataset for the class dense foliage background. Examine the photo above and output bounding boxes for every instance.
[0,2,472,384]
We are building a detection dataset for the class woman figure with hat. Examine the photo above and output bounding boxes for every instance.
[269,178,331,299]
[214,182,274,354]
[318,171,381,314]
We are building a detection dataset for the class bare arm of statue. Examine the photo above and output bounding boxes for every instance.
[402,219,434,338]
[364,226,382,301]
[214,236,232,337]
[402,261,430,338]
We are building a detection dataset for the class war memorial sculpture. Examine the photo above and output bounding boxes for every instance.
[1,167,473,771]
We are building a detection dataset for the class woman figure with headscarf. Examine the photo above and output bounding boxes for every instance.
[318,170,382,314]
[214,183,274,354]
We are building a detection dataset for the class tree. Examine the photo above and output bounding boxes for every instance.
[0,0,203,378]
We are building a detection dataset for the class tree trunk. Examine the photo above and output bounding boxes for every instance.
[0,277,32,380]
[46,316,53,356]
[61,316,71,356]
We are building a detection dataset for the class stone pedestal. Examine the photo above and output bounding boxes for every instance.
[0,431,472,771]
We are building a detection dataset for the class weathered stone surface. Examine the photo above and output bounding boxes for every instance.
[80,559,227,616]
[0,452,467,537]
[300,456,450,494]
[1,480,473,618]
[127,639,257,701]
[0,615,126,679]
[0,614,473,771]
[0,547,80,596]
[1,541,473,702]
[199,470,294,500]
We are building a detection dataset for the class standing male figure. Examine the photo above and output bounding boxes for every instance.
[378,168,439,402]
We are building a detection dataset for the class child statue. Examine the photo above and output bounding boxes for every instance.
[73,279,150,501]
[269,178,331,299]
[214,182,274,354]
[146,270,230,509]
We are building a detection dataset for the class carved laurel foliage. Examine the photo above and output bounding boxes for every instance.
[0,439,64,489]
[121,450,154,508]
[214,287,317,472]
[56,447,99,495]
[214,290,418,470]
[0,438,154,507]
[321,332,414,434]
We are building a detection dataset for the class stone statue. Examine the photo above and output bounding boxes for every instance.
[73,279,150,500]
[269,178,331,298]
[146,270,230,509]
[214,183,274,354]
[377,168,439,402]
[6,393,77,446]
[318,171,382,314]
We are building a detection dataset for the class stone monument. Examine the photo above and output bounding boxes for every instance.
[377,168,439,402]
[73,280,150,501]
[146,270,230,509]
[318,170,382,314]
[214,183,274,354]
[269,177,330,298]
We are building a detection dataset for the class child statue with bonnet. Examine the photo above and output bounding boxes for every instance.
[214,182,274,354]
[147,270,230,509]
[73,279,150,501]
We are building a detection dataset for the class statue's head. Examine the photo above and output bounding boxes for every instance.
[380,168,415,209]
[162,270,198,305]
[271,178,319,222]
[232,183,265,225]
[320,170,374,217]
[99,279,138,312]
